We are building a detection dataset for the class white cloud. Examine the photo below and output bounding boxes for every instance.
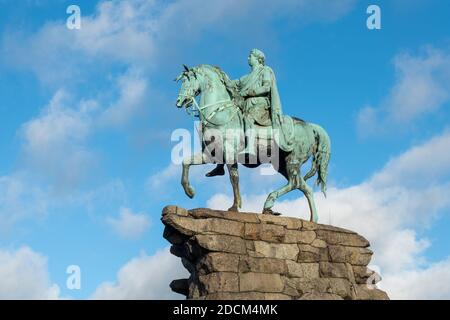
[0,246,60,299]
[72,0,157,65]
[107,207,151,240]
[388,48,450,123]
[92,247,188,299]
[154,0,356,39]
[18,66,149,189]
[22,90,92,149]
[1,0,357,84]
[20,90,97,189]
[356,105,378,137]
[357,47,450,136]
[0,174,48,232]
[370,130,450,186]
[0,1,155,84]
[208,130,450,299]
[147,163,179,191]
[99,69,149,127]
[0,170,132,232]
[381,258,450,300]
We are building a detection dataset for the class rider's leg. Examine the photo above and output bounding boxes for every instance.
[240,117,256,156]
[205,164,225,177]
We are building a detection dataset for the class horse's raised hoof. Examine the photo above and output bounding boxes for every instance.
[184,185,195,199]
[227,206,239,212]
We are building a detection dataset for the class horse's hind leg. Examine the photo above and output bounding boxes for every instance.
[297,175,318,223]
[303,160,317,181]
[262,162,298,215]
[226,163,241,211]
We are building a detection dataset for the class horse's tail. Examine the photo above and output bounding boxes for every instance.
[305,124,331,197]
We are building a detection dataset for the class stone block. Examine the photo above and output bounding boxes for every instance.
[240,273,284,293]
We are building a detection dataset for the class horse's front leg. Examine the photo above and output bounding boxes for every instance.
[226,163,241,211]
[181,152,207,198]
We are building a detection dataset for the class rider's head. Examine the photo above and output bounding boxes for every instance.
[250,48,265,66]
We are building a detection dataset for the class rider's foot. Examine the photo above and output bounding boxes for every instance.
[205,165,225,177]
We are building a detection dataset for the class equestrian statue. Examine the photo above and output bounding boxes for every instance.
[174,49,330,222]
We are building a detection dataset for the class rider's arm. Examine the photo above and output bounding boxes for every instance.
[247,69,271,96]
[251,81,271,96]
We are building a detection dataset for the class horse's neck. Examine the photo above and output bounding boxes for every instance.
[200,79,230,107]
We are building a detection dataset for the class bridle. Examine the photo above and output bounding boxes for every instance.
[178,77,235,125]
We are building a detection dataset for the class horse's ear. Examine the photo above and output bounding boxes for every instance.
[191,68,198,79]
[174,74,183,82]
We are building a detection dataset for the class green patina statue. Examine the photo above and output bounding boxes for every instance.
[175,49,331,222]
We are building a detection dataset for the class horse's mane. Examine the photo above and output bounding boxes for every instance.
[195,64,231,85]
[195,64,242,104]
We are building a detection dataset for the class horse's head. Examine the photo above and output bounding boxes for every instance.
[175,64,201,108]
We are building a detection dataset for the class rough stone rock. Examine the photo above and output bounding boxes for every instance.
[285,261,320,279]
[329,245,373,266]
[251,241,299,260]
[260,224,286,242]
[315,230,370,247]
[170,279,189,296]
[244,223,287,242]
[189,208,259,223]
[163,225,188,245]
[163,214,244,237]
[197,253,240,274]
[355,284,389,300]
[195,234,246,254]
[284,229,316,244]
[319,262,353,279]
[198,272,239,294]
[204,292,265,300]
[300,292,344,300]
[297,244,329,262]
[240,273,284,293]
[161,206,389,300]
[239,256,287,274]
[258,214,302,229]
[310,238,327,248]
[264,293,293,300]
[353,266,380,284]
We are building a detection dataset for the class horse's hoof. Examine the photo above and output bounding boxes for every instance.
[262,209,281,216]
[184,186,195,199]
[228,206,239,212]
[262,208,281,216]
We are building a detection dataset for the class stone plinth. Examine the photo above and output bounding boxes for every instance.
[162,205,389,300]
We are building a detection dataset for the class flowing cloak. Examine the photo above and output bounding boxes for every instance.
[239,65,295,152]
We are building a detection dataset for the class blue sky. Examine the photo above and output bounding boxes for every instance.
[0,0,449,299]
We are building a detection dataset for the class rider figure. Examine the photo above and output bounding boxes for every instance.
[206,48,281,177]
